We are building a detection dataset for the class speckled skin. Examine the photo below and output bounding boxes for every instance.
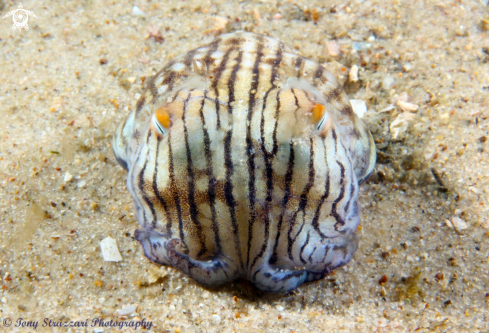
[113,32,376,292]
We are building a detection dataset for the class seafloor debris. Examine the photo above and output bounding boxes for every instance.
[349,64,359,82]
[116,304,137,316]
[63,172,74,183]
[132,6,145,17]
[397,100,419,112]
[448,217,468,231]
[350,99,367,118]
[390,113,414,139]
[100,237,123,262]
[326,40,341,57]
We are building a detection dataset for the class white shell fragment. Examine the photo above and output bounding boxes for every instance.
[397,100,419,112]
[212,314,222,325]
[214,16,228,30]
[349,65,359,82]
[116,304,137,316]
[390,114,409,139]
[350,99,367,118]
[132,6,146,17]
[379,104,395,113]
[326,40,341,57]
[64,172,74,183]
[451,217,468,231]
[403,62,413,72]
[100,237,123,262]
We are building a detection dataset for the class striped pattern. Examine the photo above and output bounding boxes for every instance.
[113,32,376,292]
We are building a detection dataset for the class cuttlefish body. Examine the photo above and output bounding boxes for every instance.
[113,32,376,292]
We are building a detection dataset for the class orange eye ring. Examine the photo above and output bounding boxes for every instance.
[154,106,171,129]
[312,103,333,135]
[312,103,325,124]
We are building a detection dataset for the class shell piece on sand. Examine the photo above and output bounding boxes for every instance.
[451,217,468,231]
[100,237,123,262]
[390,114,409,139]
[116,304,137,316]
[397,100,419,112]
[350,99,367,118]
[326,40,341,57]
[379,104,395,113]
[64,172,74,183]
[390,112,416,139]
[349,64,359,82]
[132,6,145,17]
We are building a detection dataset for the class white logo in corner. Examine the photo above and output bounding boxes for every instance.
[3,3,38,31]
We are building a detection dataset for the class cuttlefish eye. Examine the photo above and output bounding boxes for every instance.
[311,103,331,134]
[152,106,171,135]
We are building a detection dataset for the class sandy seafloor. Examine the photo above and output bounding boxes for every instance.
[1,0,489,332]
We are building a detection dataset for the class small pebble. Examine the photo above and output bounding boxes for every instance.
[349,65,359,82]
[100,237,123,262]
[397,100,419,112]
[352,42,371,51]
[64,172,74,183]
[403,62,413,72]
[379,104,395,113]
[350,99,367,118]
[213,16,228,30]
[326,40,341,57]
[132,5,146,16]
[451,217,468,231]
[212,314,221,324]
[116,304,137,316]
[275,305,285,311]
[382,76,395,90]
[390,114,409,139]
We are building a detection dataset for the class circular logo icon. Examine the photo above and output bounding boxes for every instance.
[3,318,12,327]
